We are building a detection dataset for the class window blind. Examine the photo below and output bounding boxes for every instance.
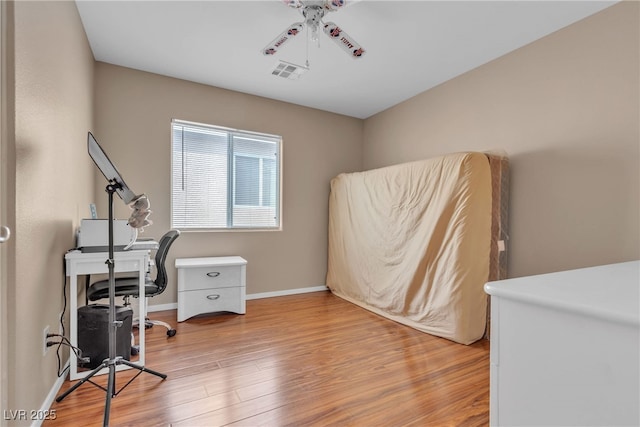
[171,120,281,230]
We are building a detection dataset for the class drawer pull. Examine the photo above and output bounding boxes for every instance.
[206,294,221,300]
[206,272,221,278]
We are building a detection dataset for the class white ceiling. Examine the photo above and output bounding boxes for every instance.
[75,0,617,119]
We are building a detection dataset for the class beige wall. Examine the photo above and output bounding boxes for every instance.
[10,0,94,418]
[93,63,363,305]
[363,2,639,278]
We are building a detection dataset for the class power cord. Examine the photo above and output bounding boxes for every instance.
[60,260,67,339]
[47,333,88,376]
[55,257,72,377]
[58,250,95,376]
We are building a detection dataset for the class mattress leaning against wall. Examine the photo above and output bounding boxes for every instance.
[326,151,508,345]
[485,152,510,339]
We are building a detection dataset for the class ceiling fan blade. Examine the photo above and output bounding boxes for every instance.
[323,0,361,11]
[262,22,304,56]
[323,0,345,11]
[322,22,365,59]
[282,0,303,8]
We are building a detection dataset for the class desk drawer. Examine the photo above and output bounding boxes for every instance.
[177,287,245,321]
[72,259,143,275]
[178,265,242,291]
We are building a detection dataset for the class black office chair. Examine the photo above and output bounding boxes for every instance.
[86,229,181,337]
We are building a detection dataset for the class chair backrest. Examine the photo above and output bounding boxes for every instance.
[153,229,181,295]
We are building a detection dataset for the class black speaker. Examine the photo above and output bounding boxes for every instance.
[77,304,133,369]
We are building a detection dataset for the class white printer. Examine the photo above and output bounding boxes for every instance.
[77,219,137,252]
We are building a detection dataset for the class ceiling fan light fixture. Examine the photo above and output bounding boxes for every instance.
[271,60,309,80]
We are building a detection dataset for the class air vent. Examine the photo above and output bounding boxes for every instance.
[271,60,308,80]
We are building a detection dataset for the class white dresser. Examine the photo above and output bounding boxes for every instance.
[176,256,247,322]
[484,261,639,427]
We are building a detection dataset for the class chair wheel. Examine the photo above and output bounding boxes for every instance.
[131,346,139,356]
[167,329,177,337]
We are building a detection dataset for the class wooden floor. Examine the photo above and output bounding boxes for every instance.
[45,291,490,426]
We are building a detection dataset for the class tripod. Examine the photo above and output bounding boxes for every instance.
[56,182,166,427]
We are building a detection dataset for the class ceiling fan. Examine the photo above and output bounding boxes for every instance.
[262,0,365,59]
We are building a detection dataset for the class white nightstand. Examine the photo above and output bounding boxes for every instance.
[176,256,247,322]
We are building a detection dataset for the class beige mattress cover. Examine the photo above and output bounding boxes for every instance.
[326,152,493,344]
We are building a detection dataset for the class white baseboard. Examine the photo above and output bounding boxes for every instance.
[147,286,329,312]
[147,302,178,313]
[246,285,329,300]
[36,359,69,427]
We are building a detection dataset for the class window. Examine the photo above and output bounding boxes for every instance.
[171,120,281,230]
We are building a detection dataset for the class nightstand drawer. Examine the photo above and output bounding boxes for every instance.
[176,256,247,322]
[178,265,241,291]
[177,287,245,321]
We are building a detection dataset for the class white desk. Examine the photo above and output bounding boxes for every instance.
[485,261,640,426]
[65,249,150,381]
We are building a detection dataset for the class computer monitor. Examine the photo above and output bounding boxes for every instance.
[87,132,138,204]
